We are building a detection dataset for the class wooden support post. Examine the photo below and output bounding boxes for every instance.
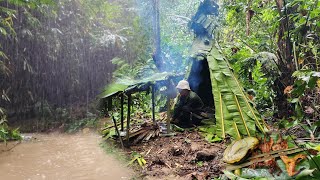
[112,116,124,149]
[126,94,131,145]
[152,85,156,124]
[120,94,124,131]
[165,78,174,134]
[166,93,171,134]
[107,98,112,111]
[104,98,108,116]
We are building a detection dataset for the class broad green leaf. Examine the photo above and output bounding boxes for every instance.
[241,168,274,179]
[309,155,320,177]
[223,170,249,180]
[207,48,266,139]
[100,72,180,99]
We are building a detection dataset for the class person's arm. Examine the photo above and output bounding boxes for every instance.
[172,96,183,119]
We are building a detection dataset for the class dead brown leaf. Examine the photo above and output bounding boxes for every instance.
[272,135,288,151]
[271,136,306,176]
[185,171,209,180]
[304,106,315,114]
[284,85,293,95]
[280,154,306,176]
[250,137,279,173]
[259,137,274,153]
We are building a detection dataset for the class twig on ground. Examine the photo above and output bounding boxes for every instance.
[146,148,152,156]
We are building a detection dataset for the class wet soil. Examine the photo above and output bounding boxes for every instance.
[0,132,134,180]
[128,131,225,179]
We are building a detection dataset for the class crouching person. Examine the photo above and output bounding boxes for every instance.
[171,80,204,128]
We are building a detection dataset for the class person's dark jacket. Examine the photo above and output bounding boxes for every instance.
[173,91,204,119]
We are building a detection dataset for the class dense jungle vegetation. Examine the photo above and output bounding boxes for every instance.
[0,0,320,179]
[0,0,200,138]
[0,0,319,149]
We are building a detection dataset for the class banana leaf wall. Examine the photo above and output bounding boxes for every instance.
[207,48,266,138]
[188,0,266,139]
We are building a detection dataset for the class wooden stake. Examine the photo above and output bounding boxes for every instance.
[107,98,112,111]
[166,94,171,134]
[152,85,156,124]
[112,116,124,149]
[126,94,131,146]
[121,94,124,131]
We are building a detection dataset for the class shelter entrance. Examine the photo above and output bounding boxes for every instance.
[188,59,214,108]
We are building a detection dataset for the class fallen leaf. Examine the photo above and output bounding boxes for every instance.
[313,145,320,152]
[308,149,318,155]
[250,137,279,173]
[280,154,306,176]
[298,58,304,65]
[272,136,288,151]
[248,94,254,101]
[296,168,315,179]
[304,106,315,114]
[284,86,293,95]
[260,137,273,153]
[185,171,209,180]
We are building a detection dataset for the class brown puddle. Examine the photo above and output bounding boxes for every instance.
[0,133,134,180]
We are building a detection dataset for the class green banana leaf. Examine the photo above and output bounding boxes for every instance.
[99,72,182,99]
[207,47,266,139]
[99,83,130,99]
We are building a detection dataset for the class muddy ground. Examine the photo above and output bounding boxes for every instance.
[0,133,134,180]
[127,131,226,180]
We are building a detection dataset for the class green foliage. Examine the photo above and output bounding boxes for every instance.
[198,120,222,142]
[292,70,320,97]
[0,117,22,143]
[235,57,277,112]
[128,151,147,168]
[217,0,320,121]
[65,117,99,133]
[108,91,154,122]
[223,157,319,180]
[99,141,129,163]
[220,0,279,54]
[196,161,204,167]
[102,128,116,139]
[0,0,157,125]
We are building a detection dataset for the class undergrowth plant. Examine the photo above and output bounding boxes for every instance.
[0,116,22,143]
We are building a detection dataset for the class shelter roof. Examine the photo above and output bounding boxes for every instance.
[100,72,184,99]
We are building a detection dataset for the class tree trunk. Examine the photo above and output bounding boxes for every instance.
[152,0,164,72]
[275,0,294,76]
